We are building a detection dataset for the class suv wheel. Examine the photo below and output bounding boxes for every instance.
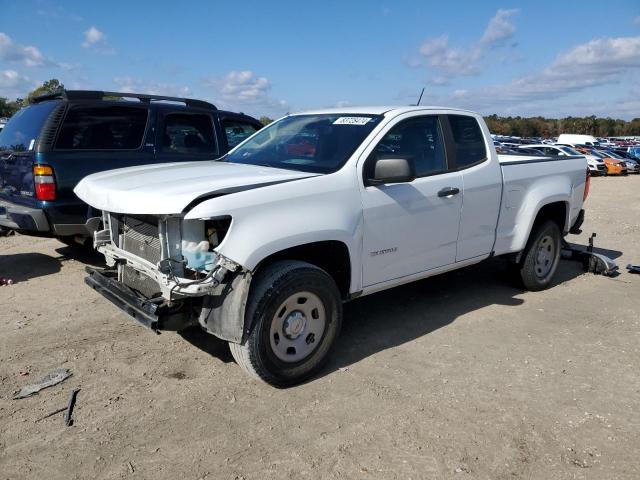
[229,260,342,387]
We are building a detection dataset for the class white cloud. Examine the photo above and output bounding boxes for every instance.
[112,76,192,97]
[452,89,468,99]
[427,76,450,86]
[0,32,48,67]
[82,26,105,47]
[480,9,519,47]
[219,70,270,102]
[0,70,36,99]
[416,9,519,83]
[82,26,115,54]
[203,70,289,116]
[419,35,481,76]
[444,36,640,118]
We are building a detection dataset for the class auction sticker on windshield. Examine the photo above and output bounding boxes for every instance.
[333,117,372,125]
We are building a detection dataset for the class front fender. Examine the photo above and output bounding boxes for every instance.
[184,172,364,293]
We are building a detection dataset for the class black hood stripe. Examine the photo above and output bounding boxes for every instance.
[181,175,318,214]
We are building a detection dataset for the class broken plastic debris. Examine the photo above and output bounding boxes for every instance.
[64,388,81,426]
[13,368,72,399]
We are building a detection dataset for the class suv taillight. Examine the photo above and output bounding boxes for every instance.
[583,168,590,201]
[33,165,56,201]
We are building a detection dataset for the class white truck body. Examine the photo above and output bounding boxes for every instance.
[75,106,588,385]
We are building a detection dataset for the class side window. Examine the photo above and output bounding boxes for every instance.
[448,115,487,169]
[222,120,259,149]
[372,116,447,177]
[161,113,216,154]
[543,147,559,156]
[56,105,148,150]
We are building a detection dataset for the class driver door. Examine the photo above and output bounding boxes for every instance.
[360,114,462,287]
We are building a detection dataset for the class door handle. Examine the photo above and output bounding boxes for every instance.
[437,187,460,197]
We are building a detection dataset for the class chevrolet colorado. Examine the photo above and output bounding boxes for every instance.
[75,107,588,386]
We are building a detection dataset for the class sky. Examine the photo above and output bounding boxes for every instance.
[1,0,640,119]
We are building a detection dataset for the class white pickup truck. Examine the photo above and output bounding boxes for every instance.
[75,106,588,386]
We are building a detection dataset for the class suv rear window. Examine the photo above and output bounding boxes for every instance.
[222,120,259,149]
[55,105,148,150]
[161,113,216,154]
[448,115,487,169]
[0,101,59,152]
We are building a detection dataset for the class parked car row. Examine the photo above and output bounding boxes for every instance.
[493,133,640,177]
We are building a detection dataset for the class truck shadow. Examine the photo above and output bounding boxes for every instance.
[323,257,588,379]
[179,327,234,363]
[173,245,621,383]
[55,244,106,268]
[0,252,62,284]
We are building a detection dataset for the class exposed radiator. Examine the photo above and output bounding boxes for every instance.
[120,216,162,297]
[122,216,161,265]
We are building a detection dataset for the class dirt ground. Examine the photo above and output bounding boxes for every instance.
[0,175,639,480]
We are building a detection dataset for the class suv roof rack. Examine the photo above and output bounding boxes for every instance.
[32,89,217,110]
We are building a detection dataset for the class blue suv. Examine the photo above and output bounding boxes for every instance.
[0,90,262,240]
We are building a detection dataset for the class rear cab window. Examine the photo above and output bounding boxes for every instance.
[161,113,217,154]
[0,101,60,152]
[222,119,259,149]
[447,115,487,169]
[55,104,148,150]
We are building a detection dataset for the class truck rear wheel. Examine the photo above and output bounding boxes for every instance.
[229,260,342,387]
[518,220,561,291]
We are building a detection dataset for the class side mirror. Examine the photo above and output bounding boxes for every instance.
[368,157,415,185]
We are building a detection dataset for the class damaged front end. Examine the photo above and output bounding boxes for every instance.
[85,212,251,342]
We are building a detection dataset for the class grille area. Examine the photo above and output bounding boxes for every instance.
[122,216,161,265]
[121,216,162,298]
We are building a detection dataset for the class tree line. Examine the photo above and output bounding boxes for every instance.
[484,114,640,138]
[1,79,638,137]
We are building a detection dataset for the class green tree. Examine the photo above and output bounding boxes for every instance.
[26,79,65,104]
[259,116,274,126]
[0,97,23,117]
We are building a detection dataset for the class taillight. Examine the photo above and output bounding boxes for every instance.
[33,164,56,201]
[583,168,590,201]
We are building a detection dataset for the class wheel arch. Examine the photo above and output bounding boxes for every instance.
[199,240,353,345]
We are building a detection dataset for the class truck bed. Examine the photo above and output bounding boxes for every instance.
[494,153,587,256]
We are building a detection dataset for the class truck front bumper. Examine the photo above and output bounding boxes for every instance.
[85,267,163,330]
[0,198,50,232]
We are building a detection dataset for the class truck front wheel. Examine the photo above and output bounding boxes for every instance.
[518,220,561,291]
[229,260,342,387]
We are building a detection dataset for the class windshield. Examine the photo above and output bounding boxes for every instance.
[0,101,59,152]
[559,146,581,156]
[604,150,624,159]
[223,114,383,173]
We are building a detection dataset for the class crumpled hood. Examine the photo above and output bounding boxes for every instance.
[74,161,319,214]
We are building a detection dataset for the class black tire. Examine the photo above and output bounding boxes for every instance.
[229,260,342,387]
[517,220,561,291]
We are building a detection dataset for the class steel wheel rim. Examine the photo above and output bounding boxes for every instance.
[269,291,326,363]
[534,234,555,278]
